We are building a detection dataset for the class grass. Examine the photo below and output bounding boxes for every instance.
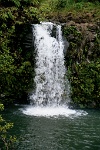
[38,0,100,22]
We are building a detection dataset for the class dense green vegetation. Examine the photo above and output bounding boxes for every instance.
[0,0,41,105]
[39,0,100,22]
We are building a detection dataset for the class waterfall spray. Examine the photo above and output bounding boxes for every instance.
[22,22,87,117]
[30,22,70,106]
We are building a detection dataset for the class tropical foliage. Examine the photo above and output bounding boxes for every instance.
[0,104,17,149]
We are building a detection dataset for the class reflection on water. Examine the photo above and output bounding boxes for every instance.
[3,106,100,150]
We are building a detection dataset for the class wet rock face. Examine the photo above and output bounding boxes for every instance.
[62,21,100,66]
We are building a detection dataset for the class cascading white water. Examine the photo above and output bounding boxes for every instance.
[22,22,87,117]
[30,22,70,106]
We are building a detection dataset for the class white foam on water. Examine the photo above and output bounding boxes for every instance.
[22,106,87,118]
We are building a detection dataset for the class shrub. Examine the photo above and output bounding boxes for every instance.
[51,0,67,9]
[0,104,17,149]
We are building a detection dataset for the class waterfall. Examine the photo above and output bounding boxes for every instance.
[22,22,87,117]
[30,22,70,106]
